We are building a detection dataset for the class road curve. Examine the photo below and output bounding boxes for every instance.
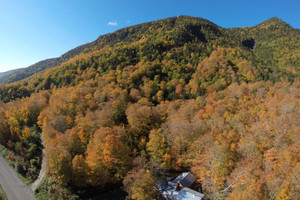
[0,156,36,200]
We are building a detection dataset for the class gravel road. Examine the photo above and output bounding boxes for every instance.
[0,156,36,200]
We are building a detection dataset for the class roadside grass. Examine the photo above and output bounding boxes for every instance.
[0,184,7,200]
[0,144,33,184]
[34,178,49,200]
[35,177,79,200]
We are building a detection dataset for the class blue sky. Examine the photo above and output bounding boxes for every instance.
[0,0,299,72]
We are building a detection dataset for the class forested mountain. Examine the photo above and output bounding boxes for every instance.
[0,68,23,83]
[0,40,96,84]
[1,16,299,87]
[0,16,299,200]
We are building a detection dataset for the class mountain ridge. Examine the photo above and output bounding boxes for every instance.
[0,68,23,83]
[0,16,299,103]
[0,16,297,85]
[0,16,299,200]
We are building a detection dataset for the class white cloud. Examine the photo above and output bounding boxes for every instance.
[107,21,118,26]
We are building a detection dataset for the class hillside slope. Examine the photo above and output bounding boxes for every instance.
[0,68,23,83]
[0,41,96,84]
[1,16,299,86]
[0,16,299,200]
[0,16,299,103]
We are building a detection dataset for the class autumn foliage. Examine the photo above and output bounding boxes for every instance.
[0,16,299,199]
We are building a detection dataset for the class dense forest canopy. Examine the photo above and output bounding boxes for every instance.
[0,16,299,200]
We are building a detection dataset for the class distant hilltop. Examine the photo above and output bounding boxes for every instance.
[0,16,298,87]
